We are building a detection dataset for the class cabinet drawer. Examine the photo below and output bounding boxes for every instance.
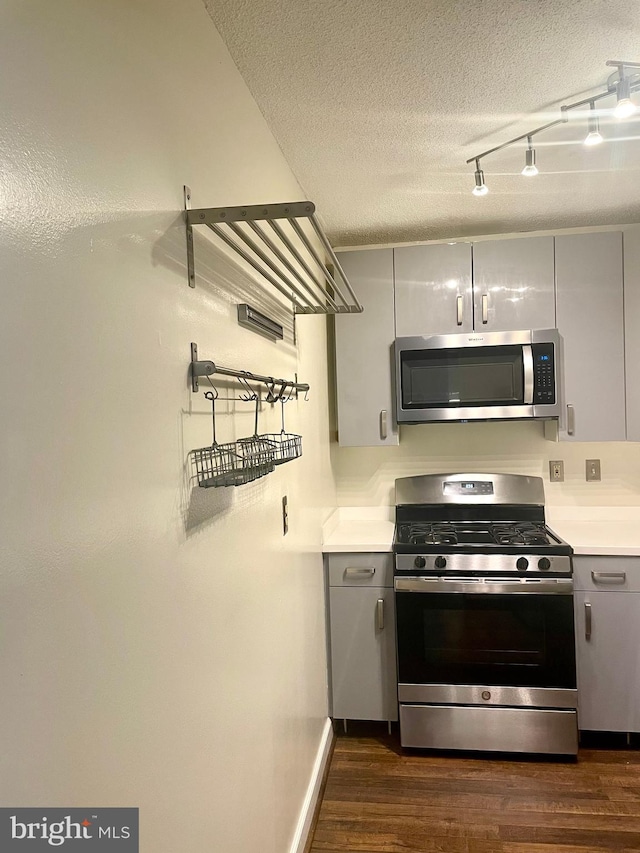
[574,556,640,592]
[327,552,394,588]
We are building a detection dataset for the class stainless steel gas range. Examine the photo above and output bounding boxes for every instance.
[393,473,578,756]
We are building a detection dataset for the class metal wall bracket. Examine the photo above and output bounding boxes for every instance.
[184,185,195,288]
[190,342,216,392]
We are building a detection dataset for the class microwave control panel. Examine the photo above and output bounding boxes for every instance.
[532,343,555,404]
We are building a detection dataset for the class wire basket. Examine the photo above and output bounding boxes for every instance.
[255,431,302,465]
[190,441,265,488]
[236,435,276,478]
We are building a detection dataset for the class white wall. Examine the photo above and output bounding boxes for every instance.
[332,421,640,506]
[0,3,335,852]
[332,223,640,507]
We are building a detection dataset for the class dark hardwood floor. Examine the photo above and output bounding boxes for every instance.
[309,725,640,853]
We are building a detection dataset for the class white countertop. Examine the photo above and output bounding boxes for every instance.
[322,506,640,556]
[322,507,395,553]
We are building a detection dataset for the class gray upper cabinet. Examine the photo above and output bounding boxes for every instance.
[395,237,555,338]
[394,243,473,336]
[624,225,640,441]
[472,237,556,332]
[555,232,625,442]
[334,249,399,447]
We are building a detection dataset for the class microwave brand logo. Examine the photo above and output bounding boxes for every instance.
[2,809,138,851]
[467,337,484,342]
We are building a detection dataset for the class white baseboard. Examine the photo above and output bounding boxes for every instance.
[289,717,334,853]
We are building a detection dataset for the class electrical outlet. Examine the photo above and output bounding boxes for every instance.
[586,459,601,482]
[549,460,564,482]
[282,495,289,535]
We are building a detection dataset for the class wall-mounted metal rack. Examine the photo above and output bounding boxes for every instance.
[184,187,363,315]
[190,343,309,398]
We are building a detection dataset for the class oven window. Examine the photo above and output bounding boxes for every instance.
[400,345,524,409]
[396,592,576,689]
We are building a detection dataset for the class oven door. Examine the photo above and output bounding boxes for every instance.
[395,578,577,695]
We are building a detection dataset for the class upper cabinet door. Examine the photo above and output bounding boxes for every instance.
[472,237,556,332]
[394,243,473,336]
[624,225,640,442]
[334,249,399,447]
[555,232,625,442]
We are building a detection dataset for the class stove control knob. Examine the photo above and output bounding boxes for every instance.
[538,557,551,571]
[516,557,529,571]
[414,556,427,569]
[434,556,447,569]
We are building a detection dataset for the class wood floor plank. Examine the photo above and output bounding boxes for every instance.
[308,730,640,853]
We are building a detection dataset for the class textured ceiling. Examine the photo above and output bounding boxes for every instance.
[204,0,640,246]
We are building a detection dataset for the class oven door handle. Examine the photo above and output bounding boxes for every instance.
[394,577,574,594]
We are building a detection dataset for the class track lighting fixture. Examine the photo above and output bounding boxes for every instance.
[583,101,603,146]
[472,160,488,196]
[466,58,639,194]
[614,74,636,119]
[521,137,538,176]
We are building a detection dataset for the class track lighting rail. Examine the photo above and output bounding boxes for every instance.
[467,58,640,193]
[183,188,363,316]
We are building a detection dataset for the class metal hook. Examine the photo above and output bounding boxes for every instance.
[303,387,309,402]
[204,389,218,445]
[265,377,278,404]
[205,374,219,398]
[239,372,255,401]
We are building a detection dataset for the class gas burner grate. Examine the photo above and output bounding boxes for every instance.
[400,522,459,546]
[491,522,551,547]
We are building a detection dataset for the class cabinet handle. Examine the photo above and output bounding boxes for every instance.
[456,295,463,326]
[567,404,575,436]
[585,601,592,641]
[380,409,388,440]
[376,598,385,631]
[481,293,488,324]
[345,567,376,577]
[591,571,626,584]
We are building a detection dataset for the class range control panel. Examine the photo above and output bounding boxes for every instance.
[443,480,494,496]
[532,343,555,404]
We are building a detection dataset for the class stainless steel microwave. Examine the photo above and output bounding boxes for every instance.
[395,329,561,424]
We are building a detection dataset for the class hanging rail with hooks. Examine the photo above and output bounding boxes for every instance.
[190,343,309,399]
[183,187,363,315]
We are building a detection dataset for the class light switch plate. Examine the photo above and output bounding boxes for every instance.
[586,459,601,481]
[549,460,564,482]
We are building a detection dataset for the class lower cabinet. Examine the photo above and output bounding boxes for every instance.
[574,556,640,732]
[326,553,398,722]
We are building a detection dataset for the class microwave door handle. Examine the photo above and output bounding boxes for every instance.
[456,295,463,326]
[481,293,488,324]
[523,345,534,405]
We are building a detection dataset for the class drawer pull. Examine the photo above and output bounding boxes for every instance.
[345,567,376,577]
[376,598,385,631]
[591,571,626,584]
[567,404,575,436]
[585,601,592,641]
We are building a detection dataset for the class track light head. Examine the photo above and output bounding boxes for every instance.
[584,101,604,145]
[472,163,488,196]
[614,75,636,118]
[522,138,538,176]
